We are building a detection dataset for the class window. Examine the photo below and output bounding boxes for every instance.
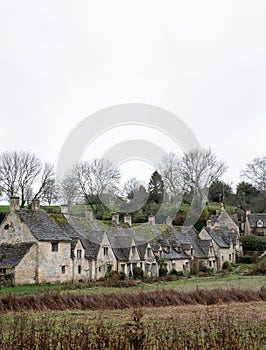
[103,246,108,256]
[229,254,232,262]
[132,246,136,254]
[78,265,81,274]
[4,224,9,230]
[51,242,58,252]
[61,266,65,274]
[147,247,152,257]
[0,268,6,274]
[77,249,82,259]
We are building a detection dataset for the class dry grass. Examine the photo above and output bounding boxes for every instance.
[0,302,266,349]
[0,287,266,313]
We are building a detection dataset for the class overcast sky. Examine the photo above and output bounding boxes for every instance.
[0,1,265,190]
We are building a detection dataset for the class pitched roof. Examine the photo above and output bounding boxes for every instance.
[16,210,71,241]
[0,243,35,268]
[210,210,239,232]
[247,213,266,228]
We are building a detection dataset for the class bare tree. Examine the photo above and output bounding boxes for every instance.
[160,149,227,206]
[57,168,80,206]
[159,153,184,203]
[0,151,41,207]
[34,163,57,205]
[123,178,141,200]
[74,158,121,210]
[0,151,57,207]
[241,156,266,192]
[181,148,227,205]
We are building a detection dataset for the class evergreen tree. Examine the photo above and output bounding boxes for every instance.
[148,171,164,204]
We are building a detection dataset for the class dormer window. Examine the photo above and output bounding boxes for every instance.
[257,219,263,228]
[132,246,136,255]
[163,246,170,253]
[77,249,82,259]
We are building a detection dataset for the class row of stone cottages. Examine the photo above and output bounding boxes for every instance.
[0,197,242,286]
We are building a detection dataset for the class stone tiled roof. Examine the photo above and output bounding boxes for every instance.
[247,213,266,228]
[107,235,132,261]
[16,210,71,241]
[210,210,239,231]
[0,243,35,268]
[205,228,235,248]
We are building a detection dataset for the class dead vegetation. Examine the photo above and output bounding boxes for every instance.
[0,287,266,313]
[0,303,265,349]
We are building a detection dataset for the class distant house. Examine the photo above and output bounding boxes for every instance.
[0,197,73,285]
[0,243,36,286]
[199,227,240,269]
[244,212,266,236]
[0,199,245,285]
[207,208,240,235]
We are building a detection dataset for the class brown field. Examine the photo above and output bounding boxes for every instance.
[0,288,266,349]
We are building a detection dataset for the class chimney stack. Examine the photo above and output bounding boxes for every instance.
[124,214,132,227]
[61,204,69,215]
[112,213,120,225]
[10,197,20,212]
[148,215,155,225]
[206,219,212,228]
[86,208,94,221]
[32,198,40,211]
[166,216,173,227]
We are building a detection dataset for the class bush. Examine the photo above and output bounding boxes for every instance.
[240,236,266,252]
[118,271,126,280]
[222,261,230,270]
[237,256,254,264]
[159,267,168,277]
[133,267,144,280]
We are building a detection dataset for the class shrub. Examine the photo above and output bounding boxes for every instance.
[237,256,254,264]
[159,267,168,277]
[133,267,144,280]
[222,261,230,270]
[118,271,126,280]
[240,236,266,252]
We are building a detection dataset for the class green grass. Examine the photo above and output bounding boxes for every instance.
[1,274,265,296]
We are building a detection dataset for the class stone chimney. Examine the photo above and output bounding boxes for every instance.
[112,213,120,225]
[10,197,20,211]
[32,198,40,211]
[148,215,155,225]
[86,208,94,221]
[206,219,212,228]
[61,204,69,215]
[166,216,173,227]
[124,214,132,227]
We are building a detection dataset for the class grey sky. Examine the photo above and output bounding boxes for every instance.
[0,1,265,189]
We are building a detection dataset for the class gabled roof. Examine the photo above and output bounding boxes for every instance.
[210,210,239,232]
[0,243,35,268]
[15,210,71,241]
[247,213,266,228]
[204,227,234,248]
